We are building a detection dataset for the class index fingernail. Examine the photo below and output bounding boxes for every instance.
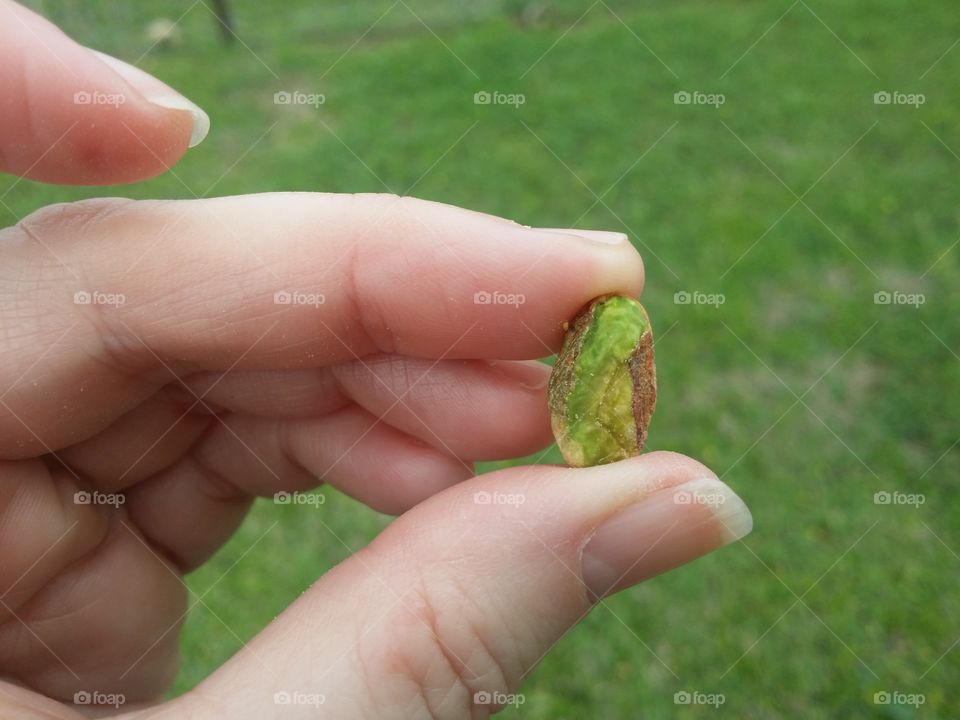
[91,49,211,148]
[536,228,628,245]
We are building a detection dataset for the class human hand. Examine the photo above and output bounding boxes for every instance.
[0,2,752,718]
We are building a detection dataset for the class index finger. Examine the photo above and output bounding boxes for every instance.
[1,192,643,451]
[21,192,644,364]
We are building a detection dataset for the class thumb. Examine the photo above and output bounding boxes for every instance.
[0,0,208,185]
[161,451,752,719]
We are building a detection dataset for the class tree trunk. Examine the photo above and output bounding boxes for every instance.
[210,0,235,44]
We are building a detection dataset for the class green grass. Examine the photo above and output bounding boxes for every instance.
[6,1,960,717]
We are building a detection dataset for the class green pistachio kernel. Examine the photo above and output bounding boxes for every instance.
[547,294,656,467]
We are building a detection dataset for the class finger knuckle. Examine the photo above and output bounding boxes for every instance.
[17,197,138,239]
[360,573,513,720]
[343,223,396,355]
[12,198,152,373]
[344,194,444,355]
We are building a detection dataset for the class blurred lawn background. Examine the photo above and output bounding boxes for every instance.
[6,1,959,717]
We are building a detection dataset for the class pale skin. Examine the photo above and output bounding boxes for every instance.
[0,2,753,718]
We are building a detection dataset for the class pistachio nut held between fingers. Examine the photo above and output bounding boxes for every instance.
[548,295,656,467]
